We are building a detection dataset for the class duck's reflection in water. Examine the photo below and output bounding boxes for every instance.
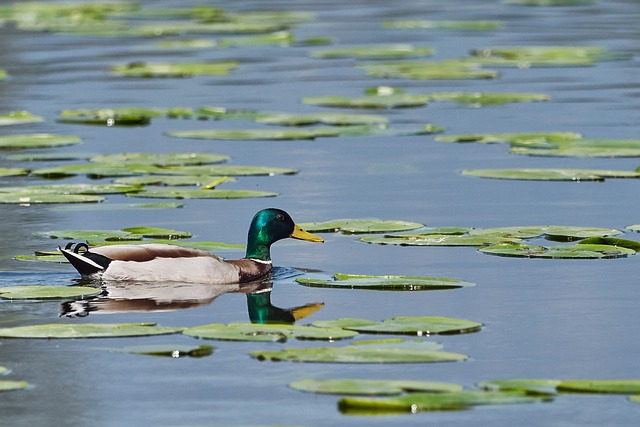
[59,266,324,324]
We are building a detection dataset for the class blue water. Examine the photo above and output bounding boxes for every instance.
[1,0,640,425]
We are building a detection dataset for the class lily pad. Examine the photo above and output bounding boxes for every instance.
[0,286,99,300]
[0,69,7,80]
[296,273,474,291]
[158,165,298,177]
[128,188,278,200]
[57,108,165,126]
[427,92,550,106]
[577,237,640,251]
[120,226,191,239]
[626,224,640,232]
[0,193,104,204]
[0,110,44,126]
[504,0,594,4]
[251,341,467,363]
[470,45,614,67]
[0,381,29,392]
[311,44,435,59]
[0,167,28,177]
[510,138,640,157]
[313,316,482,335]
[218,31,295,48]
[479,242,635,258]
[361,233,515,246]
[256,112,388,126]
[0,134,81,149]
[105,344,214,358]
[298,219,424,234]
[114,175,234,187]
[383,20,503,31]
[0,184,140,196]
[557,380,640,394]
[470,225,622,240]
[182,323,357,342]
[110,61,238,78]
[360,60,499,80]
[289,379,463,396]
[89,152,230,166]
[338,390,550,414]
[478,379,562,395]
[0,323,183,339]
[302,94,430,109]
[461,168,640,181]
[436,131,582,144]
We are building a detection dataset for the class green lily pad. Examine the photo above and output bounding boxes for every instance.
[110,61,238,78]
[427,92,550,105]
[289,379,463,396]
[313,316,482,335]
[0,69,7,80]
[296,273,474,291]
[251,341,467,364]
[0,193,104,204]
[57,108,166,126]
[158,165,298,177]
[256,112,388,126]
[87,240,244,252]
[0,184,140,196]
[0,110,44,126]
[470,45,614,67]
[311,44,435,59]
[30,163,151,179]
[105,344,214,358]
[479,242,635,258]
[478,379,562,394]
[153,39,217,50]
[302,94,430,109]
[183,323,357,342]
[0,286,99,300]
[3,152,94,161]
[361,233,515,246]
[298,219,424,234]
[338,390,551,414]
[0,323,183,339]
[461,168,640,181]
[0,167,28,177]
[470,225,622,240]
[576,237,640,251]
[114,175,234,187]
[557,380,640,394]
[383,20,503,31]
[510,138,640,157]
[436,131,582,144]
[626,224,640,232]
[89,152,230,166]
[0,134,82,149]
[0,380,29,392]
[128,188,278,199]
[218,31,295,48]
[360,60,499,80]
[120,226,191,239]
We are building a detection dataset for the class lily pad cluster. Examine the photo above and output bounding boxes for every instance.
[296,273,475,291]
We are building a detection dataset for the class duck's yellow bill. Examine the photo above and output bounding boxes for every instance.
[291,225,324,243]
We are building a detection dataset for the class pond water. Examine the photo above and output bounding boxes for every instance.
[1,0,640,425]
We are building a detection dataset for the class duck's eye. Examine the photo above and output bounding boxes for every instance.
[276,213,285,221]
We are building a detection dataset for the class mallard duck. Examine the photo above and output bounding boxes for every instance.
[59,208,323,284]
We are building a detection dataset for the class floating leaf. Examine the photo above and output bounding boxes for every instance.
[479,242,635,258]
[0,193,104,204]
[461,168,640,181]
[557,380,640,394]
[360,60,499,80]
[290,379,463,396]
[153,39,217,49]
[0,69,7,80]
[436,131,581,144]
[383,20,503,31]
[361,233,514,246]
[470,45,614,67]
[120,226,192,239]
[298,219,424,234]
[128,188,277,199]
[0,134,81,149]
[251,341,467,364]
[313,316,482,335]
[110,61,238,78]
[0,323,183,339]
[0,167,28,177]
[296,273,474,291]
[89,152,230,166]
[478,379,561,395]
[302,94,430,109]
[504,0,594,4]
[0,286,98,300]
[106,344,214,358]
[183,323,357,342]
[0,111,44,126]
[4,152,93,161]
[0,380,29,392]
[339,390,550,414]
[469,225,621,240]
[311,44,435,59]
[626,224,640,232]
[30,163,160,179]
[0,184,140,196]
[427,92,550,105]
[157,165,298,177]
[256,112,388,126]
[57,108,165,126]
[511,138,640,157]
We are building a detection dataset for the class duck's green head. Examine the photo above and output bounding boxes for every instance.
[246,208,323,261]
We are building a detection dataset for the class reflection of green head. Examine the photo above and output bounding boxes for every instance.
[245,208,323,261]
[246,291,325,324]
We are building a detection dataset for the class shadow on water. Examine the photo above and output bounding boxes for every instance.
[58,266,324,323]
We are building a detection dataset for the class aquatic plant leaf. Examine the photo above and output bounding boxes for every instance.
[114,175,233,187]
[35,229,136,241]
[461,168,640,181]
[470,45,614,67]
[128,188,278,199]
[0,134,81,149]
[383,20,503,31]
[110,61,238,77]
[469,225,621,240]
[30,163,155,179]
[0,286,98,300]
[478,379,561,394]
[133,22,289,37]
[436,131,581,144]
[89,152,230,166]
[479,242,635,258]
[505,0,594,4]
[298,219,424,234]
[0,381,29,392]
[0,193,104,204]
[256,112,388,126]
[311,44,434,59]
[251,344,467,363]
[557,380,640,394]
[153,39,217,49]
[218,31,295,47]
[0,111,44,126]
[90,240,244,252]
[338,390,550,414]
[296,273,474,291]
[302,94,430,109]
[0,69,7,80]
[626,224,640,232]
[314,316,482,335]
[0,323,183,339]
[120,227,192,239]
[0,167,28,177]
[57,108,165,126]
[510,138,640,157]
[167,127,343,140]
[106,344,214,358]
[427,92,550,105]
[183,323,357,342]
[158,165,298,176]
[361,233,514,246]
[0,184,140,196]
[4,152,94,161]
[289,379,463,396]
[360,60,499,80]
